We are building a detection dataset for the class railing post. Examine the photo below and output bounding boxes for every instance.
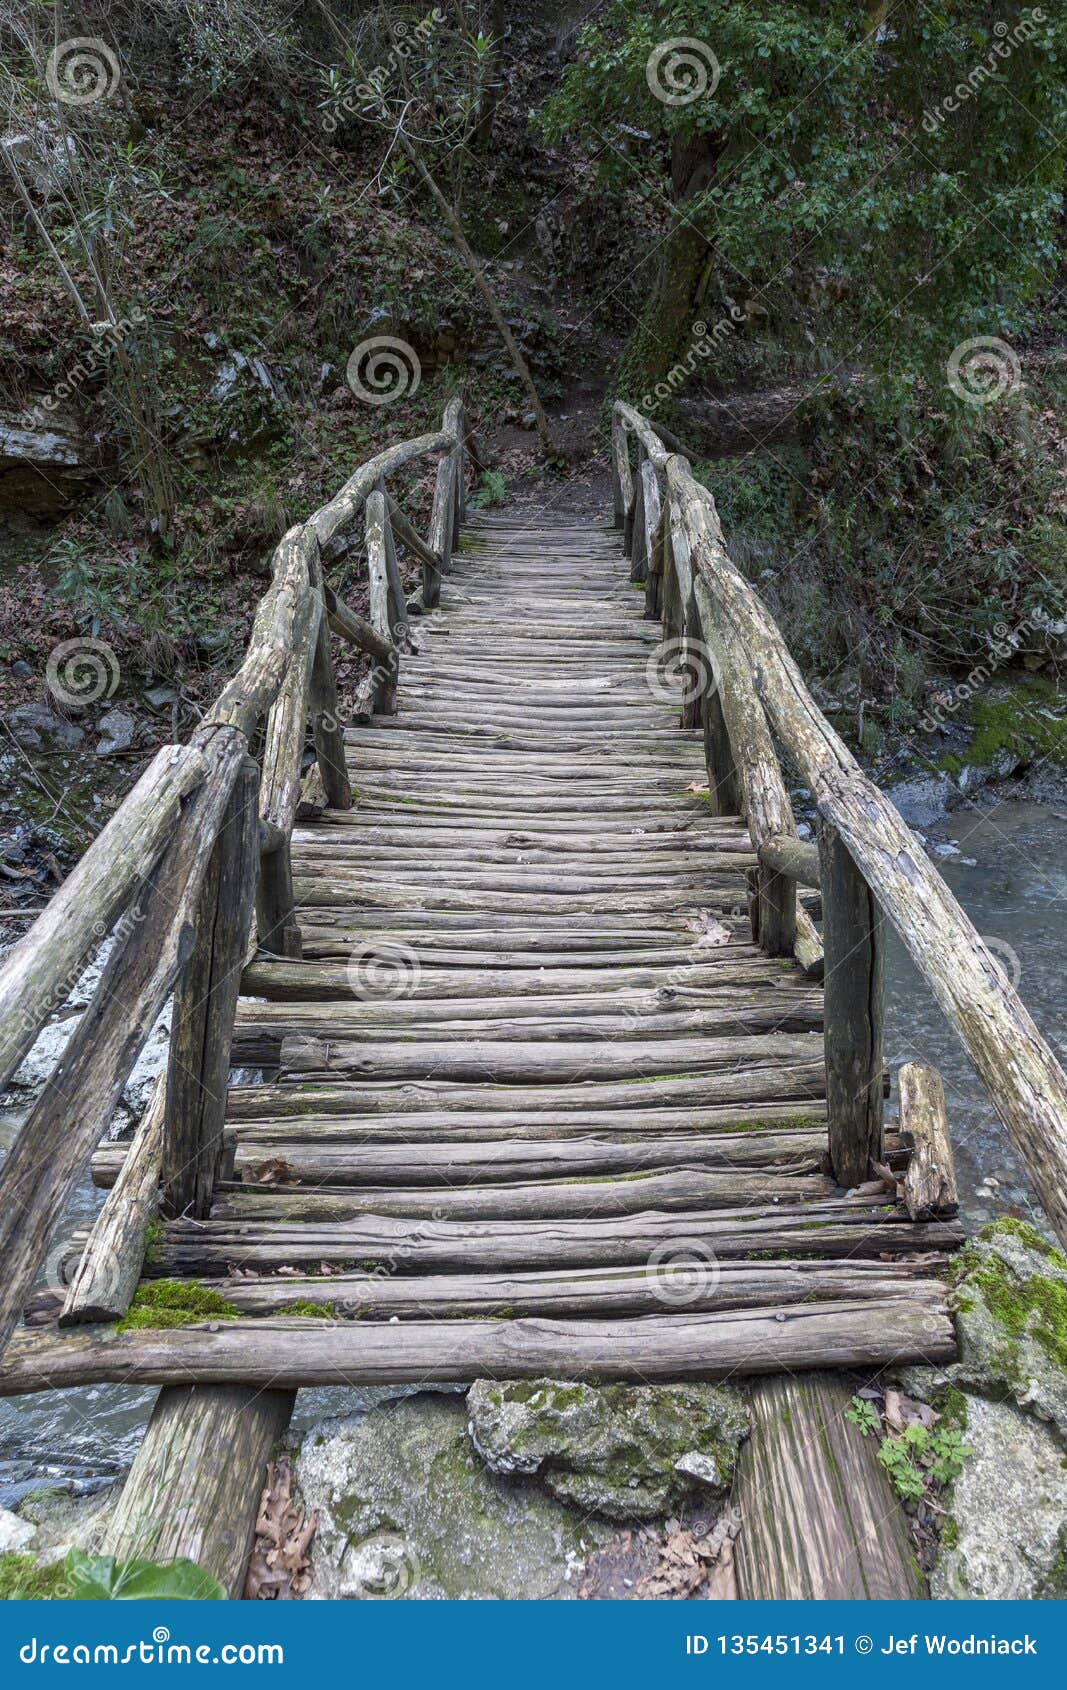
[307,539,352,812]
[629,443,647,583]
[612,409,632,530]
[365,488,398,713]
[161,755,259,1218]
[819,818,885,1186]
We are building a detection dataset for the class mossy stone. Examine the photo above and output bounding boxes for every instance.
[466,1378,749,1522]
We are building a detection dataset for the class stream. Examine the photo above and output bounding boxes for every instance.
[1,798,1064,1504]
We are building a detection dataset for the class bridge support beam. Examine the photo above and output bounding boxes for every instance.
[820,820,885,1187]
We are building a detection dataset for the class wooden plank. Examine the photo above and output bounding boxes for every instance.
[103,1384,294,1598]
[901,1061,959,1220]
[820,819,885,1187]
[1,1301,957,1395]
[735,1374,925,1598]
[162,758,260,1218]
[60,1072,166,1325]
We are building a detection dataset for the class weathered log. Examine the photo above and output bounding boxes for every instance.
[820,818,885,1187]
[611,408,633,528]
[759,832,820,888]
[365,488,398,714]
[60,1071,167,1325]
[310,429,453,551]
[670,455,1067,1247]
[0,731,246,1354]
[204,525,315,737]
[794,904,825,980]
[692,576,796,955]
[307,570,352,812]
[131,1260,947,1324]
[324,584,393,661]
[103,1384,294,1597]
[425,455,455,608]
[735,1374,924,1598]
[162,758,260,1219]
[386,491,441,575]
[2,1300,956,1395]
[0,745,206,1095]
[900,1061,958,1220]
[256,580,320,957]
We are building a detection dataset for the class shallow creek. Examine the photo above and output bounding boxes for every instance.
[2,800,1063,1496]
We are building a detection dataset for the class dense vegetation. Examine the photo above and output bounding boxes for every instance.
[1,0,1064,819]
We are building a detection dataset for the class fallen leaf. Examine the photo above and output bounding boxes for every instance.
[244,1456,316,1600]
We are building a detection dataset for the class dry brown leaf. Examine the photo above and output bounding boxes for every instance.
[244,1456,317,1601]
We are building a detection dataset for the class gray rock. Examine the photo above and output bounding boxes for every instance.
[95,708,135,756]
[11,660,33,679]
[17,1483,121,1567]
[296,1393,613,1599]
[6,703,84,753]
[0,1506,37,1554]
[885,774,952,826]
[899,1219,1067,1442]
[143,686,178,712]
[467,1378,749,1522]
[932,1396,1067,1599]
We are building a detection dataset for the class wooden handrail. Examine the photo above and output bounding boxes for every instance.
[0,396,467,1347]
[613,399,1067,1243]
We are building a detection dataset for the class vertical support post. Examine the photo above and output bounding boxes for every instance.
[424,455,455,609]
[256,828,302,960]
[629,444,647,583]
[306,541,352,812]
[612,410,632,531]
[758,861,797,957]
[645,498,666,621]
[703,684,740,815]
[162,756,259,1218]
[365,488,398,713]
[451,410,465,542]
[820,818,885,1186]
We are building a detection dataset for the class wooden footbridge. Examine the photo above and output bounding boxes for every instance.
[2,396,1066,1597]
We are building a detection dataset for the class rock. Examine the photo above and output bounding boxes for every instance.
[899,1218,1067,1441]
[0,1506,37,1554]
[6,703,84,754]
[1,408,93,515]
[467,1379,749,1522]
[11,660,33,679]
[932,1396,1067,1599]
[296,1393,613,1599]
[956,763,992,795]
[143,685,178,712]
[95,708,135,756]
[885,774,952,826]
[17,1483,121,1567]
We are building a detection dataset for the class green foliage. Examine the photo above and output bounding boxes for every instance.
[543,2,1067,377]
[844,1395,880,1436]
[63,1549,225,1601]
[877,1424,972,1500]
[0,1555,70,1601]
[469,468,507,509]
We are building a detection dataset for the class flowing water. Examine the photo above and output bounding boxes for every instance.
[2,799,1063,1493]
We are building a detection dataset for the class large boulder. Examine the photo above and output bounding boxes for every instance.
[901,1219,1067,1440]
[467,1378,749,1522]
[932,1395,1067,1599]
[295,1393,614,1600]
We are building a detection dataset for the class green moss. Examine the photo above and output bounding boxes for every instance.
[117,1279,239,1331]
[979,1216,1067,1271]
[967,680,1065,768]
[142,1216,164,1268]
[971,1264,1067,1373]
[280,1299,337,1319]
[940,1516,960,1551]
[0,1554,69,1600]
